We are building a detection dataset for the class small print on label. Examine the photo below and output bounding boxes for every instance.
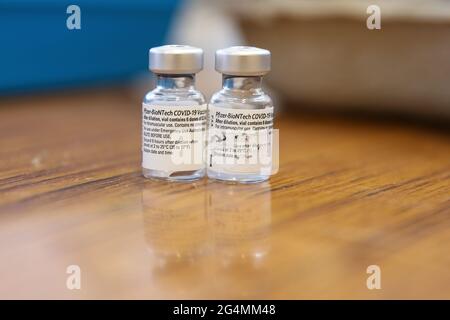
[207,105,274,174]
[142,104,207,172]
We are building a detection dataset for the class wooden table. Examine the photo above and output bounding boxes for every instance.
[0,88,449,299]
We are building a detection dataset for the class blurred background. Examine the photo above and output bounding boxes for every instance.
[1,0,449,120]
[1,0,449,300]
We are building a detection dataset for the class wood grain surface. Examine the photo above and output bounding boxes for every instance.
[0,88,449,299]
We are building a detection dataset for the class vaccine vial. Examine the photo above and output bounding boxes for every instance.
[142,45,207,181]
[207,46,274,183]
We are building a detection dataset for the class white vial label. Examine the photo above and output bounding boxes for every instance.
[142,103,207,173]
[207,105,274,175]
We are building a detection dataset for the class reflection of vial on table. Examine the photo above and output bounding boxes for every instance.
[207,182,272,267]
[208,46,274,183]
[142,45,207,181]
[141,182,210,266]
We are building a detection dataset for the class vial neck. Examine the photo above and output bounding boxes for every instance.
[156,74,195,90]
[222,75,263,91]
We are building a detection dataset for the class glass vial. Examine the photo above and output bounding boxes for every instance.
[207,46,274,183]
[142,45,207,181]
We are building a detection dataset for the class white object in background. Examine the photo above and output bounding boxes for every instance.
[168,0,245,100]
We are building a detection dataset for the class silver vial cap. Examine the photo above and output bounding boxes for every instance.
[215,46,271,76]
[149,45,203,74]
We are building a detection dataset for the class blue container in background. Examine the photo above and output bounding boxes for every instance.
[0,0,180,95]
